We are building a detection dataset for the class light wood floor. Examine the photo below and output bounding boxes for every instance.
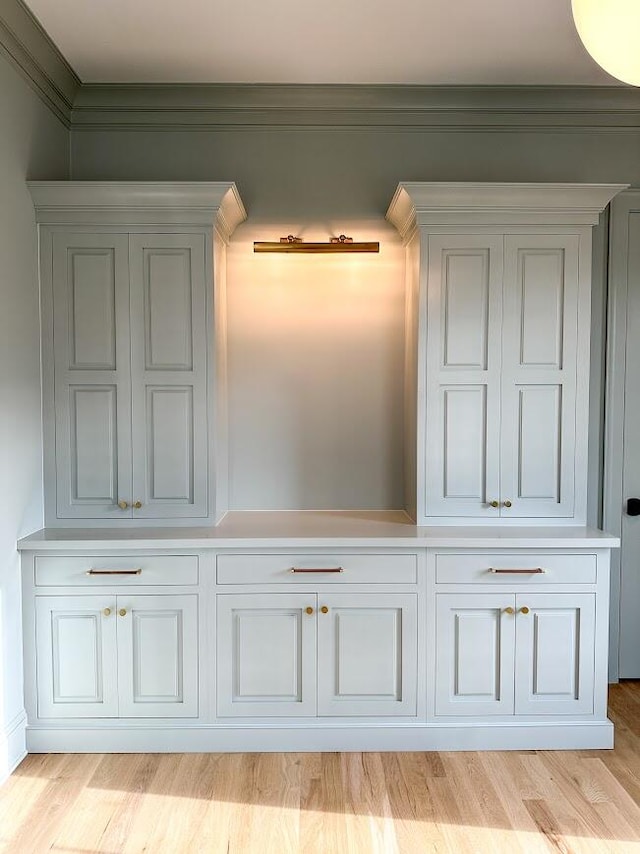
[3,684,640,853]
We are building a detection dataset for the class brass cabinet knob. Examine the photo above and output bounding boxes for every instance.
[119,608,127,617]
[133,500,143,509]
[489,500,500,508]
[320,606,329,614]
[305,606,314,615]
[118,500,129,510]
[503,500,512,508]
[103,607,112,617]
[503,606,514,615]
[520,606,530,615]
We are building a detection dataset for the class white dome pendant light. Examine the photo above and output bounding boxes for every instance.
[572,0,640,86]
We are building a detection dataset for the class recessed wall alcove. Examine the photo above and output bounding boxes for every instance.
[226,220,405,511]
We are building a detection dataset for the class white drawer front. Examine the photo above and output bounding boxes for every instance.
[435,553,597,585]
[216,554,418,585]
[35,554,199,587]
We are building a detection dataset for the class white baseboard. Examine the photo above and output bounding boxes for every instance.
[25,719,614,753]
[1,711,27,783]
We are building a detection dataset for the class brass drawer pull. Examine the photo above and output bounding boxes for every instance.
[488,568,545,574]
[86,568,143,576]
[290,567,344,574]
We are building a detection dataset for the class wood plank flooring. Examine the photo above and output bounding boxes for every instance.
[3,683,640,853]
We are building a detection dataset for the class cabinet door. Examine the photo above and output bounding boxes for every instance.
[35,595,118,718]
[216,594,317,717]
[435,593,515,716]
[129,234,209,519]
[500,235,580,518]
[424,234,503,518]
[514,593,595,715]
[317,593,417,716]
[51,233,132,519]
[116,594,199,717]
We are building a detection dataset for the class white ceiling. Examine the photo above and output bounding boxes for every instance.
[23,0,621,86]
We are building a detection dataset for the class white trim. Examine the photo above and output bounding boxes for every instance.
[25,720,613,752]
[27,182,247,239]
[387,183,628,239]
[1,711,27,783]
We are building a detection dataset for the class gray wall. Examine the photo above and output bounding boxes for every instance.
[71,123,639,514]
[0,51,68,771]
[71,126,640,217]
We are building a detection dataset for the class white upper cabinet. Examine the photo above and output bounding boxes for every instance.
[51,232,132,520]
[424,233,503,518]
[128,233,209,519]
[500,234,580,518]
[387,182,626,525]
[30,182,246,527]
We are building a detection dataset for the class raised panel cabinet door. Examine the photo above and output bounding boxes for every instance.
[35,595,118,718]
[129,234,209,519]
[424,234,503,518]
[216,593,317,717]
[500,235,580,518]
[317,593,418,716]
[51,233,132,519]
[435,593,516,716]
[514,593,596,715]
[116,594,199,718]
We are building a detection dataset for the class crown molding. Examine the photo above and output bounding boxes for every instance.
[27,181,247,236]
[386,182,629,239]
[70,83,640,132]
[0,0,79,126]
[2,14,640,138]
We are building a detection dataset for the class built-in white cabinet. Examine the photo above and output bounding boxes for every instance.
[17,178,623,753]
[18,531,615,751]
[435,592,595,717]
[216,592,417,717]
[29,182,246,527]
[423,232,580,519]
[429,547,608,730]
[35,593,198,718]
[49,231,208,521]
[387,183,626,524]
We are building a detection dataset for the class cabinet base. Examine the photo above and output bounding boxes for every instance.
[1,711,27,782]
[25,720,614,753]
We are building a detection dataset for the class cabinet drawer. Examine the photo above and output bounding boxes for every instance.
[435,553,597,584]
[216,553,417,585]
[35,554,199,587]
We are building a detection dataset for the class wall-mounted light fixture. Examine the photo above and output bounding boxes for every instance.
[253,234,380,253]
[572,0,640,86]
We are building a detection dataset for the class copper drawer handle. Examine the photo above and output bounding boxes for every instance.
[290,567,344,574]
[86,568,143,576]
[488,568,545,574]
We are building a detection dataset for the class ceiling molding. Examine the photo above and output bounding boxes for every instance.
[0,0,79,126]
[70,84,640,132]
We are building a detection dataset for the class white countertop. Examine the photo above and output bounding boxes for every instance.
[16,511,621,550]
